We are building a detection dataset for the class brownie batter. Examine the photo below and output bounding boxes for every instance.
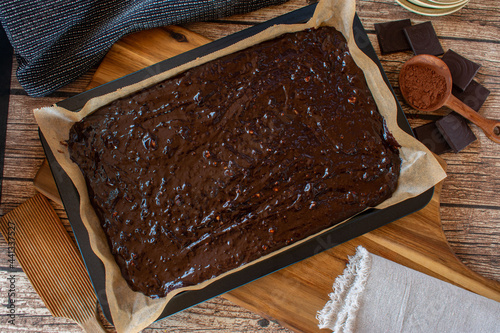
[68,27,401,298]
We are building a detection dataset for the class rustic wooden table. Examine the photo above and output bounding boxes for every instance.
[0,0,498,331]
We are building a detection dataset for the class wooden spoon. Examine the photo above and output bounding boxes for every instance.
[399,54,500,144]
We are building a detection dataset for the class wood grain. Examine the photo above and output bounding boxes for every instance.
[1,0,499,331]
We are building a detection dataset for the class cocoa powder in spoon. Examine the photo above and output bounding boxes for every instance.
[400,65,447,110]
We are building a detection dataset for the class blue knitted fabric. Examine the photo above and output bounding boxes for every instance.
[0,0,287,97]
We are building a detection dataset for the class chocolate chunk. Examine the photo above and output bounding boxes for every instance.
[374,19,412,54]
[403,21,444,56]
[413,121,452,155]
[436,113,477,152]
[452,80,490,112]
[442,50,481,91]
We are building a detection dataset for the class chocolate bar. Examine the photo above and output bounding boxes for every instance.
[403,21,444,56]
[452,80,490,112]
[413,121,452,155]
[442,49,481,91]
[436,113,477,152]
[374,19,412,54]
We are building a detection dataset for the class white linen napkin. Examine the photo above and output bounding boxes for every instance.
[317,246,500,333]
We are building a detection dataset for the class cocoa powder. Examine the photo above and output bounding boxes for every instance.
[400,65,447,109]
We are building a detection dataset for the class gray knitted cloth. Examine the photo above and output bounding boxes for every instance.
[0,0,287,97]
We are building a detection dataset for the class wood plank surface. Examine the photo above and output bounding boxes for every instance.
[0,0,499,332]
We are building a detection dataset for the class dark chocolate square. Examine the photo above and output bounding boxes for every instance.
[436,113,477,153]
[452,80,490,112]
[413,121,452,155]
[375,19,412,54]
[403,21,444,56]
[442,50,481,91]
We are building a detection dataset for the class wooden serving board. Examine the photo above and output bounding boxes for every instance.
[35,25,500,332]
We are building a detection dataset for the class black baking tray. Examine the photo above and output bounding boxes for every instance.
[40,3,434,324]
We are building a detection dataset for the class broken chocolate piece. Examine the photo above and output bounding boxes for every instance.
[436,113,477,152]
[452,80,490,112]
[442,49,481,91]
[403,21,444,56]
[413,121,452,155]
[375,19,412,54]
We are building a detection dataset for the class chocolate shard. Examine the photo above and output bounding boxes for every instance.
[452,80,490,112]
[436,113,477,153]
[442,49,481,91]
[413,121,452,155]
[403,21,444,56]
[374,19,412,54]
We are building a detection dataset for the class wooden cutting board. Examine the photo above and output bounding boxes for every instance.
[35,25,500,332]
[86,26,211,90]
[0,194,106,332]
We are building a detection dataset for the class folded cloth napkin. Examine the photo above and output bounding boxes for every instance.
[317,246,500,333]
[0,0,286,97]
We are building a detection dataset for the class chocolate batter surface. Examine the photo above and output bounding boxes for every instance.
[68,27,401,298]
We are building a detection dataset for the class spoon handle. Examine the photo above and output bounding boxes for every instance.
[445,95,500,144]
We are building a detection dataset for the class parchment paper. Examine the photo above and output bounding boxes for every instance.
[33,0,446,331]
